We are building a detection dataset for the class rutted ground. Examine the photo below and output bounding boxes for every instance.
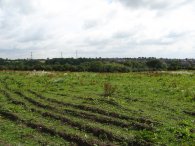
[0,71,195,145]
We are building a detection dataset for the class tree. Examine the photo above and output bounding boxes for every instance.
[146,59,167,71]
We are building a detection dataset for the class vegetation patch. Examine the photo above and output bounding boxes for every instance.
[0,71,194,145]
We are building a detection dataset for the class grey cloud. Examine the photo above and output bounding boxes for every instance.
[83,20,99,29]
[0,0,38,40]
[115,0,191,10]
[86,38,111,48]
[141,39,174,46]
[166,32,187,39]
[138,32,188,46]
[83,30,178,53]
[0,0,35,15]
[0,48,31,59]
[17,27,47,43]
[0,0,194,59]
[82,32,137,54]
[112,31,133,39]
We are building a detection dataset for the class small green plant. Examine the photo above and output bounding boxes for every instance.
[103,82,116,97]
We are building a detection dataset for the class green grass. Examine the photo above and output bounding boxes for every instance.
[0,71,195,146]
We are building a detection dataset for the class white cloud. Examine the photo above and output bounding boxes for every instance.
[0,0,194,59]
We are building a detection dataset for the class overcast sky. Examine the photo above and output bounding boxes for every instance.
[0,0,195,59]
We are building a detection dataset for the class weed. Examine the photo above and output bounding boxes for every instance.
[103,82,117,97]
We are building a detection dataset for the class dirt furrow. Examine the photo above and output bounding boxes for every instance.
[15,90,155,131]
[0,110,115,146]
[29,90,157,126]
[1,90,129,143]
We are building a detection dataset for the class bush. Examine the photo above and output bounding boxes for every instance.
[103,82,116,97]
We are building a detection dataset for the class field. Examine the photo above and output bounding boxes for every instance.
[0,71,195,146]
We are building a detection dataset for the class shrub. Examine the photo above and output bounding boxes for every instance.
[103,82,116,97]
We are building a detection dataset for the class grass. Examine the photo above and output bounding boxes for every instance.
[0,71,195,145]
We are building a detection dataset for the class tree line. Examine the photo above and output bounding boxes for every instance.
[0,58,194,72]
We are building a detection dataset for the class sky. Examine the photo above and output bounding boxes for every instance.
[0,0,195,59]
